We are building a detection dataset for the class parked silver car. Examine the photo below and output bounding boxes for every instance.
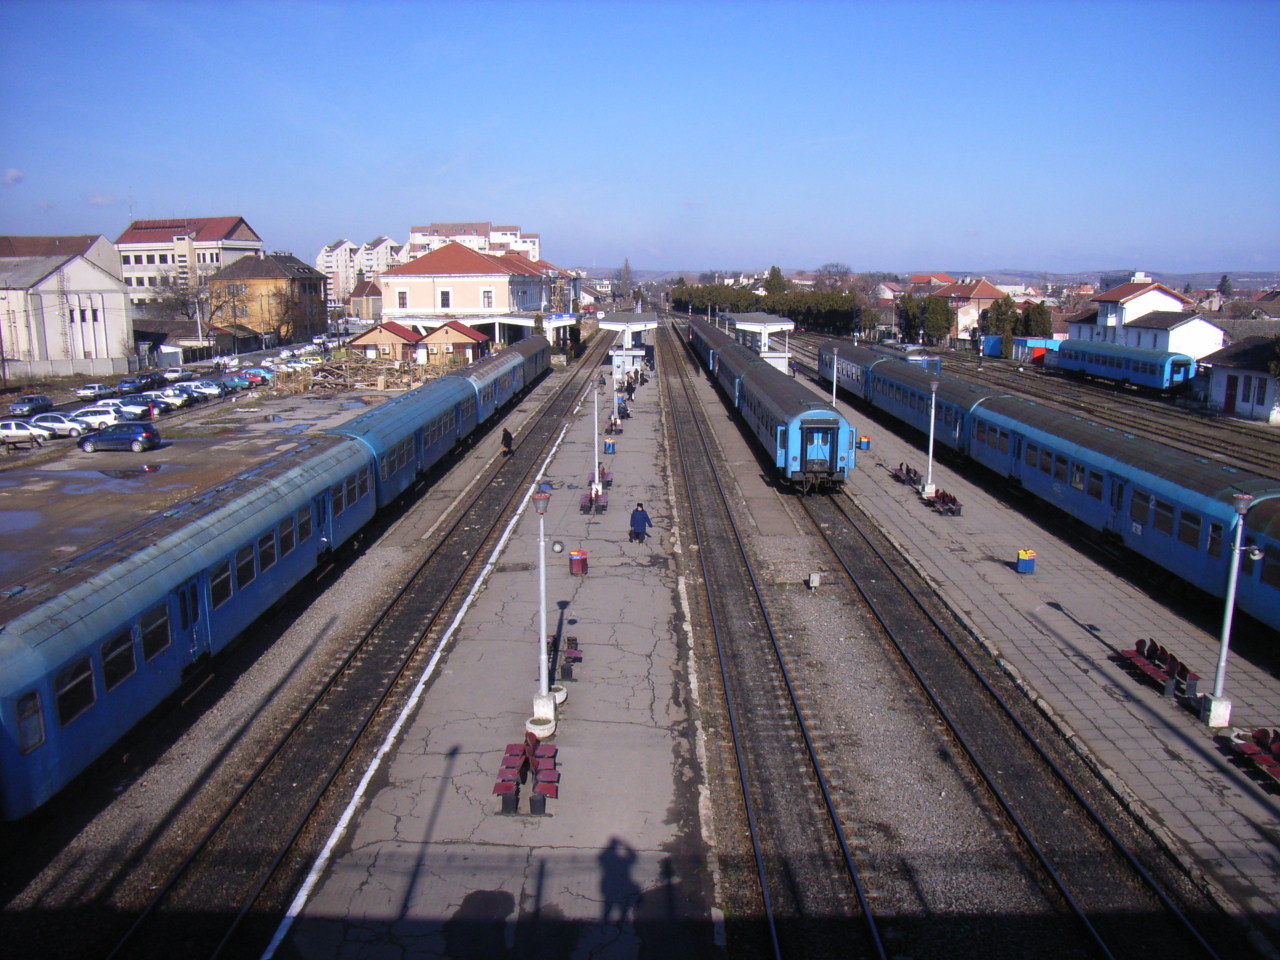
[29,412,93,437]
[0,419,57,444]
[75,382,117,400]
[71,406,122,429]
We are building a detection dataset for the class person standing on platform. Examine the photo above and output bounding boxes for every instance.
[629,503,653,543]
[501,427,513,457]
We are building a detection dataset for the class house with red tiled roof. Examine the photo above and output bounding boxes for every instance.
[380,242,569,322]
[1069,278,1222,358]
[909,273,955,286]
[115,216,263,304]
[0,234,122,279]
[348,278,383,322]
[420,320,490,365]
[348,321,425,364]
[930,278,1006,340]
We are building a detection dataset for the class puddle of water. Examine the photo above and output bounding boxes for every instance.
[0,510,41,533]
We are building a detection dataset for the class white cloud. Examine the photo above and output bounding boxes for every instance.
[2,168,24,185]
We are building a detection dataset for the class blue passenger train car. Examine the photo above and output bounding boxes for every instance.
[0,338,551,820]
[1048,340,1196,392]
[690,318,853,492]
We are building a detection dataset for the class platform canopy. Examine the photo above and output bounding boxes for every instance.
[724,311,794,352]
[396,313,577,345]
[599,311,659,347]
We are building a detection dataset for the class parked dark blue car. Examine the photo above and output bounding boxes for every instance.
[78,421,161,453]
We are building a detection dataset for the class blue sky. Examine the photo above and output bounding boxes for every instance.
[1,0,1276,276]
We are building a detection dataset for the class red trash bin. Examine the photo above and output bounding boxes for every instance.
[569,550,588,575]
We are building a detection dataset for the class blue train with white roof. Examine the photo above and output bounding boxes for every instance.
[0,337,549,820]
[689,317,853,492]
[817,338,1280,636]
[1047,339,1196,392]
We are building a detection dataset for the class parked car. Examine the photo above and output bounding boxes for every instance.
[95,398,150,420]
[78,421,162,453]
[115,377,145,396]
[7,394,53,416]
[163,367,194,383]
[71,406,122,429]
[75,382,117,400]
[136,372,167,390]
[219,374,251,391]
[0,419,56,444]
[29,412,93,437]
[188,380,227,399]
[135,391,178,413]
[242,367,275,383]
[171,383,207,403]
[158,386,196,407]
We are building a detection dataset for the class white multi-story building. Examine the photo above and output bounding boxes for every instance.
[403,222,540,262]
[115,217,264,305]
[315,237,405,309]
[316,239,360,309]
[0,234,133,376]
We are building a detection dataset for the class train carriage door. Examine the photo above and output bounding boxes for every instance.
[801,424,834,473]
[177,577,210,660]
[1224,375,1239,415]
[314,493,333,556]
[1106,475,1127,534]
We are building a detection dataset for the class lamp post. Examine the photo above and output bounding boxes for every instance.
[830,347,839,404]
[923,380,939,498]
[1204,493,1256,727]
[532,491,551,701]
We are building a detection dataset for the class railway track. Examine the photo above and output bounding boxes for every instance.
[89,337,614,960]
[659,325,881,958]
[667,320,1241,958]
[803,492,1228,959]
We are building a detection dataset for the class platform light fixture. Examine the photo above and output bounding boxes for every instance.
[1205,493,1261,727]
[532,490,551,702]
[922,380,939,498]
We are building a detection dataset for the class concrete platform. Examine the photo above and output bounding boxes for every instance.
[269,363,716,959]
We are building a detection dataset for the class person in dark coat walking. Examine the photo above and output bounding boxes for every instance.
[501,427,513,457]
[629,503,653,543]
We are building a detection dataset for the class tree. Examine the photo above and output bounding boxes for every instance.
[981,295,1020,344]
[1183,282,1194,296]
[813,262,852,293]
[897,293,922,343]
[616,258,633,297]
[763,265,788,296]
[1024,301,1054,338]
[1218,274,1233,297]
[920,295,954,346]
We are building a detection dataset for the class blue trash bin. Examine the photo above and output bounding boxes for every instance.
[603,439,616,454]
[1016,549,1036,574]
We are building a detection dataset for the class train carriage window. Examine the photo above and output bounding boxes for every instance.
[1039,448,1053,474]
[1025,443,1038,468]
[1242,540,1258,576]
[236,544,256,589]
[1153,499,1175,536]
[55,657,95,726]
[1087,471,1103,500]
[141,603,170,661]
[1177,511,1202,549]
[298,506,312,542]
[346,474,359,506]
[102,630,136,691]
[17,691,45,754]
[1131,492,1150,524]
[1053,455,1067,483]
[998,430,1009,454]
[1208,522,1223,559]
[1070,464,1085,491]
[975,422,986,444]
[331,482,346,517]
[1261,548,1280,589]
[258,531,277,572]
[279,518,296,556]
[211,559,233,608]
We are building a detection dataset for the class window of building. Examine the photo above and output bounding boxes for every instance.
[158,254,168,264]
[146,254,156,264]
[398,291,407,309]
[483,290,494,309]
[440,291,451,309]
[55,657,95,726]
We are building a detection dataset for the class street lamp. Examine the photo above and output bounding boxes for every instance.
[830,347,839,404]
[532,491,551,701]
[1205,493,1260,727]
[922,380,940,498]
